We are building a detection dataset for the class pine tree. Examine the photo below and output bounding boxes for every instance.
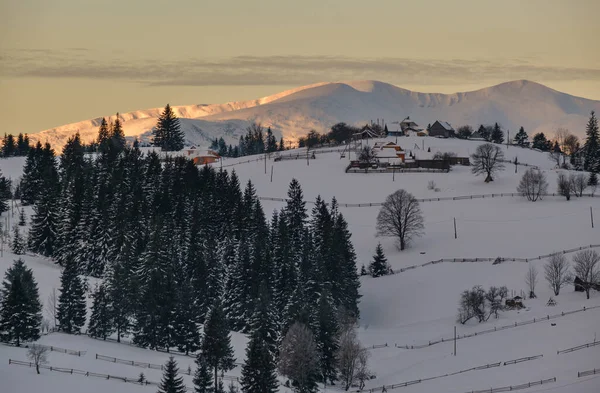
[88,284,114,340]
[583,111,600,173]
[158,357,186,393]
[154,104,184,151]
[11,225,26,255]
[174,277,201,355]
[248,286,278,359]
[28,183,59,257]
[331,211,361,318]
[315,289,339,385]
[589,171,598,187]
[110,115,127,155]
[514,127,528,146]
[266,128,278,153]
[193,354,214,393]
[532,133,549,151]
[0,171,10,214]
[97,118,111,154]
[368,243,391,277]
[0,259,42,346]
[477,125,490,141]
[279,137,285,151]
[57,259,87,334]
[491,123,504,144]
[240,332,279,393]
[202,298,236,393]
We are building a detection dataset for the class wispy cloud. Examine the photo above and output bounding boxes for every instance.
[1,49,599,88]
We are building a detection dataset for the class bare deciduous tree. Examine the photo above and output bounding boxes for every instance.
[376,190,424,251]
[544,253,572,296]
[570,173,588,197]
[336,327,367,391]
[45,288,58,330]
[278,322,319,392]
[557,172,572,201]
[355,349,371,390]
[525,265,538,298]
[554,128,571,153]
[548,149,562,167]
[517,168,548,202]
[27,344,48,374]
[572,250,600,299]
[471,143,505,182]
[457,286,486,324]
[563,134,579,156]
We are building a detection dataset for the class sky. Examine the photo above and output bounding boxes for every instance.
[0,0,599,134]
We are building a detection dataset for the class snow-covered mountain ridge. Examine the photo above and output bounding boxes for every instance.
[28,80,600,150]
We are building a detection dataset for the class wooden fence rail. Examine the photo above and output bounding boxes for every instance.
[577,368,599,377]
[557,340,600,355]
[0,341,85,357]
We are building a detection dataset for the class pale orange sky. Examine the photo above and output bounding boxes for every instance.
[0,0,598,134]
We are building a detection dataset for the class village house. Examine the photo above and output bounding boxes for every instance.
[183,146,221,165]
[372,141,406,163]
[428,120,455,138]
[389,117,426,137]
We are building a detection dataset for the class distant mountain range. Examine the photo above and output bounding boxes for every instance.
[29,80,600,150]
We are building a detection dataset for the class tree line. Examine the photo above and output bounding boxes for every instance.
[211,123,287,158]
[1,133,32,157]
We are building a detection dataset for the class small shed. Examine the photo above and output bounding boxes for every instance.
[429,121,455,138]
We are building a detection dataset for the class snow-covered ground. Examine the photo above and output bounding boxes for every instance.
[1,136,599,393]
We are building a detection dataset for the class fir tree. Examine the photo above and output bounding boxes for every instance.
[589,171,598,187]
[97,118,111,154]
[315,289,339,385]
[110,115,127,155]
[240,332,279,393]
[174,277,201,355]
[491,123,504,144]
[532,132,550,151]
[279,137,286,151]
[11,225,26,255]
[583,111,600,173]
[477,125,490,141]
[248,285,278,359]
[514,127,528,146]
[266,128,278,153]
[368,243,391,277]
[193,354,214,393]
[0,171,10,214]
[154,104,184,151]
[0,259,42,346]
[88,284,114,340]
[158,357,186,393]
[57,259,87,333]
[28,182,59,257]
[202,298,236,393]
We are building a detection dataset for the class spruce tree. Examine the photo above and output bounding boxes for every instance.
[174,277,201,355]
[57,259,87,333]
[240,332,279,393]
[315,289,339,385]
[0,259,42,346]
[369,243,391,277]
[583,111,600,173]
[17,209,25,228]
[532,133,549,151]
[28,184,59,257]
[0,171,11,215]
[193,354,214,393]
[158,357,186,393]
[11,225,26,255]
[491,123,504,144]
[514,127,528,146]
[202,298,236,393]
[331,211,361,318]
[248,286,278,359]
[154,104,184,151]
[110,115,127,155]
[589,171,598,187]
[88,284,114,340]
[97,118,111,154]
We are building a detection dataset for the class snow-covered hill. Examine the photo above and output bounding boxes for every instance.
[28,80,600,151]
[2,137,600,393]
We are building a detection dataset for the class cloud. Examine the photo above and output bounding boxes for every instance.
[1,49,599,89]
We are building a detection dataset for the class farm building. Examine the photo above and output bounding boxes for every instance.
[373,141,406,163]
[183,147,221,165]
[429,121,455,138]
[389,117,426,137]
[353,124,384,140]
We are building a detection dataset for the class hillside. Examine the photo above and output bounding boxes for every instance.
[2,137,600,392]
[27,80,600,151]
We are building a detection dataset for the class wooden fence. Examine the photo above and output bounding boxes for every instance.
[390,305,600,350]
[557,340,600,355]
[258,192,600,208]
[464,377,556,393]
[577,368,599,377]
[1,341,85,357]
[359,354,547,392]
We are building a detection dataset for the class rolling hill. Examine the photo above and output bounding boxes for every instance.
[28,80,600,151]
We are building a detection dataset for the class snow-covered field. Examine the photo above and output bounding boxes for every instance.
[1,136,599,393]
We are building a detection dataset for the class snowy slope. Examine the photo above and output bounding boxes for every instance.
[27,80,600,151]
[2,137,600,393]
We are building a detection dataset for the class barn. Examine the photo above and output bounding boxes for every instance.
[428,121,455,138]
